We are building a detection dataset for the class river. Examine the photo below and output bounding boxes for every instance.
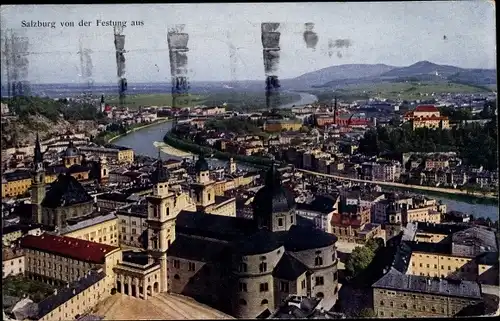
[114,93,499,220]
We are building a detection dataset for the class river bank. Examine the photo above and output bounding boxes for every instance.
[107,118,171,143]
[111,98,498,220]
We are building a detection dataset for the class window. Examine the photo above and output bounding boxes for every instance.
[132,228,136,235]
[301,279,306,289]
[434,264,437,269]
[188,262,195,271]
[259,262,267,273]
[173,260,180,268]
[448,266,451,271]
[174,274,180,280]
[315,257,323,266]
[260,283,269,292]
[238,263,247,273]
[238,282,247,292]
[278,218,283,226]
[419,263,422,267]
[239,299,247,306]
[122,227,126,233]
[315,276,324,286]
[290,216,294,224]
[380,300,384,306]
[261,299,268,305]
[166,207,170,216]
[279,281,289,292]
[426,264,430,268]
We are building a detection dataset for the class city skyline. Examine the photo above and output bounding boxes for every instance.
[0,2,496,84]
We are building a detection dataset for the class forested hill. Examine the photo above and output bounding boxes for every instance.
[358,120,498,171]
[1,97,104,149]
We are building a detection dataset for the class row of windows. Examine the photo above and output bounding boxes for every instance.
[3,258,23,267]
[380,301,445,313]
[413,262,477,273]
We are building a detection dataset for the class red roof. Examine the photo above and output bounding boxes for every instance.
[20,234,118,264]
[414,105,438,112]
[414,116,448,121]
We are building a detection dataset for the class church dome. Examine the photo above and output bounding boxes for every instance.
[194,154,209,173]
[252,163,296,217]
[64,141,79,157]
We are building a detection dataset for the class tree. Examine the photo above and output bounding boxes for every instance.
[365,237,384,252]
[357,308,377,318]
[345,246,376,277]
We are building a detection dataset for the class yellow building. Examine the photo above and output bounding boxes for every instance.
[403,105,450,130]
[373,271,482,318]
[59,212,119,246]
[20,233,122,287]
[38,268,109,321]
[2,247,25,278]
[263,119,303,133]
[2,170,32,198]
[79,145,134,164]
[402,223,498,284]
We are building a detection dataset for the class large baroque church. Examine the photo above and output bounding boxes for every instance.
[25,135,339,319]
[165,158,340,318]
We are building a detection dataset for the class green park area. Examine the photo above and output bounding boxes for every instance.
[312,81,492,103]
[3,275,55,303]
[336,81,490,101]
[107,93,206,109]
[107,91,302,111]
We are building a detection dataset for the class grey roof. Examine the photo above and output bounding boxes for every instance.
[176,210,258,242]
[296,194,339,215]
[59,213,116,235]
[372,269,482,299]
[452,227,498,257]
[236,228,283,256]
[273,252,308,281]
[41,174,93,208]
[284,224,338,252]
[416,222,469,236]
[37,270,106,319]
[167,234,231,263]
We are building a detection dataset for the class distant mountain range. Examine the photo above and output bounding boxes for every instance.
[282,60,496,89]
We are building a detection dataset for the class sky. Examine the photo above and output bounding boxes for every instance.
[0,2,496,84]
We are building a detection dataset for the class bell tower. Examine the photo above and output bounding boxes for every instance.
[31,133,45,224]
[146,151,175,293]
[385,195,403,240]
[190,154,216,211]
[98,156,109,184]
[227,157,237,175]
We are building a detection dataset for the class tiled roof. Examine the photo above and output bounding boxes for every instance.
[414,105,439,113]
[373,269,482,299]
[20,233,118,264]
